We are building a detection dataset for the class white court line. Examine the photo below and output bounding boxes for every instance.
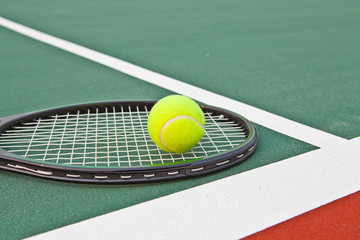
[27,137,360,240]
[0,16,346,148]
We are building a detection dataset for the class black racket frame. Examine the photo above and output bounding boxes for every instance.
[0,101,258,183]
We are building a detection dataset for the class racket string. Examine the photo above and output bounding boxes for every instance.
[0,105,248,167]
[138,106,154,165]
[120,105,131,166]
[42,113,59,161]
[112,106,120,166]
[145,105,168,165]
[24,117,42,157]
[69,110,80,165]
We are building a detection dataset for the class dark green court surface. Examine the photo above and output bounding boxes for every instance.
[0,0,359,239]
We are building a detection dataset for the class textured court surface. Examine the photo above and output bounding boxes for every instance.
[0,0,359,239]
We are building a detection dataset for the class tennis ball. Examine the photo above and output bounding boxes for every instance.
[148,95,205,153]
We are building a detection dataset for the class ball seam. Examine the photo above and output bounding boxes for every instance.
[160,115,204,152]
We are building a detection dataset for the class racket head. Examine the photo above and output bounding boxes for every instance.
[0,101,258,183]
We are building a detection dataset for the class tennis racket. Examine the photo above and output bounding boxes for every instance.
[0,101,258,183]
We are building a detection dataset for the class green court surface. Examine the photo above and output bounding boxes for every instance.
[0,0,359,239]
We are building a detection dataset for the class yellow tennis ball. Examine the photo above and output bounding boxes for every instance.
[148,95,205,153]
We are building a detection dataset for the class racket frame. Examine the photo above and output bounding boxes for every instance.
[0,101,258,183]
